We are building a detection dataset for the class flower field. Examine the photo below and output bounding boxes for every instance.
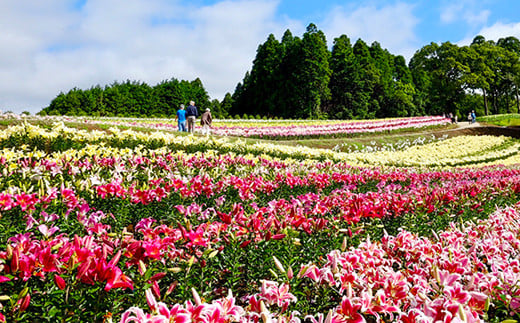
[0,121,520,322]
[48,115,451,140]
[207,116,451,139]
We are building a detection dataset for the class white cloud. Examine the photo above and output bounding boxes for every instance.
[319,2,419,60]
[458,21,520,46]
[440,3,464,24]
[465,10,491,26]
[440,1,490,26]
[0,0,300,114]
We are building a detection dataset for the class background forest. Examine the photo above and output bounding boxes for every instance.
[39,24,520,120]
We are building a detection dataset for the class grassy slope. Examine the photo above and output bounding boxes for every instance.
[478,113,520,127]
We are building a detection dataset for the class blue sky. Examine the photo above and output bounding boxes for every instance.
[1,0,520,114]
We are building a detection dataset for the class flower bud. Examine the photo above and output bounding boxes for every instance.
[168,267,182,273]
[6,245,12,260]
[192,288,202,306]
[287,266,294,280]
[138,260,146,276]
[273,256,285,273]
[341,237,347,252]
[166,281,178,295]
[457,304,467,322]
[54,275,66,290]
[19,294,30,312]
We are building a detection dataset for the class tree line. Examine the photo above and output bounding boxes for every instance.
[39,78,218,118]
[40,23,520,120]
[231,24,520,120]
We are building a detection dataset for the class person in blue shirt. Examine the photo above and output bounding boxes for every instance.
[471,110,476,123]
[176,104,187,132]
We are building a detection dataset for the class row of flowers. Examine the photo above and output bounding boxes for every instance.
[2,143,520,219]
[1,122,520,167]
[41,115,451,139]
[206,116,451,138]
[1,143,520,227]
[347,135,520,167]
[332,134,450,153]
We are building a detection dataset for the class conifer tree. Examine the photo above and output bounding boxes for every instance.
[328,35,355,118]
[297,23,331,118]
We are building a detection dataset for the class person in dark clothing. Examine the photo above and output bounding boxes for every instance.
[186,101,198,133]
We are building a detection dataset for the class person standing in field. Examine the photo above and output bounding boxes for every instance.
[186,101,198,133]
[200,108,213,136]
[471,110,476,123]
[176,104,187,132]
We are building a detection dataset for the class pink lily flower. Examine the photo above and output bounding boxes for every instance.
[333,298,365,323]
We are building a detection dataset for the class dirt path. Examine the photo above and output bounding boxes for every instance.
[455,121,481,129]
[431,121,520,139]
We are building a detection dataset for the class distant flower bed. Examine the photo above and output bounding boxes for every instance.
[210,116,451,139]
[37,115,451,139]
[2,122,520,168]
